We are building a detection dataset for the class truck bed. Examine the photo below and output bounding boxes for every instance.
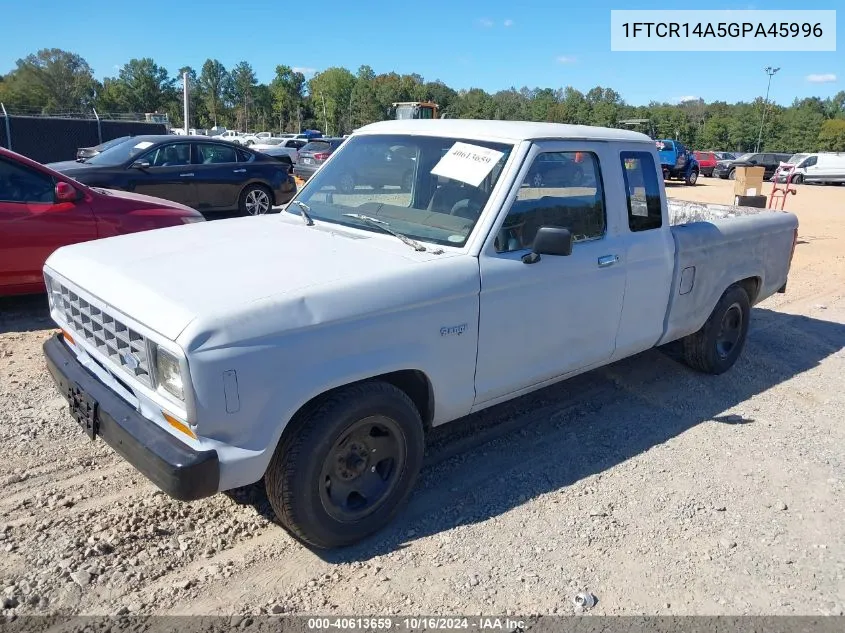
[658,199,798,346]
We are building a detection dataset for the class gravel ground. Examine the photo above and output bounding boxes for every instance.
[0,178,843,617]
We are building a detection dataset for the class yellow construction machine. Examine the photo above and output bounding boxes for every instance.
[391,101,440,120]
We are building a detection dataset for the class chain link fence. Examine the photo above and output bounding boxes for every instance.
[0,105,169,164]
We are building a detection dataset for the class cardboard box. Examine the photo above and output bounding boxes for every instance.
[733,166,765,197]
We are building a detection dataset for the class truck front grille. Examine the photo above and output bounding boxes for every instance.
[46,275,153,388]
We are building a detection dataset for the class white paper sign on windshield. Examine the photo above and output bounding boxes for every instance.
[430,142,505,187]
[134,141,154,149]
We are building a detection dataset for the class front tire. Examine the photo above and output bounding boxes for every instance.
[239,184,272,216]
[264,381,425,549]
[681,284,751,375]
[686,169,699,186]
[728,168,736,180]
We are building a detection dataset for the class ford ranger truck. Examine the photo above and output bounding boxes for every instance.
[42,120,799,549]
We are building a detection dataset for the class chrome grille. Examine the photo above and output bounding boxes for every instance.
[46,275,153,387]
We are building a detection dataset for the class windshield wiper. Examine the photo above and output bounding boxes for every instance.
[342,213,441,253]
[289,200,314,225]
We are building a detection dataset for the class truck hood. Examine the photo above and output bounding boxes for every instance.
[44,215,454,341]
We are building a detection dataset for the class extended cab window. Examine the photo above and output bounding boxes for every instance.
[496,151,605,253]
[0,158,55,203]
[621,151,662,232]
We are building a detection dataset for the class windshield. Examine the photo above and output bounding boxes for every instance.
[85,138,158,166]
[394,105,416,120]
[94,136,129,152]
[735,153,755,162]
[788,153,809,164]
[287,134,513,248]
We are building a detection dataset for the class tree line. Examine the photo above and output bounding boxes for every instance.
[2,48,845,153]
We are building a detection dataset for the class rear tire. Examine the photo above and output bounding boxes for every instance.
[239,184,272,216]
[264,381,425,549]
[681,284,751,375]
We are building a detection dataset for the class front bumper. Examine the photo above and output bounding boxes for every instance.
[43,333,219,501]
[712,166,731,178]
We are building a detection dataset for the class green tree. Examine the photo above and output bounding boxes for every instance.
[0,48,97,112]
[270,65,305,133]
[198,59,231,127]
[818,119,845,151]
[231,61,258,131]
[104,58,175,114]
[350,65,381,129]
[308,67,356,135]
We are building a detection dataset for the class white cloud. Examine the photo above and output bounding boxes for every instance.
[677,95,700,102]
[478,17,494,27]
[807,73,836,83]
[503,19,514,27]
[556,55,577,64]
[292,67,317,76]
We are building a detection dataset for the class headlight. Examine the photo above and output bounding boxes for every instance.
[155,347,184,401]
[181,216,205,224]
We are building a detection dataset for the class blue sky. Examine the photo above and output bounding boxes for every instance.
[1,0,841,106]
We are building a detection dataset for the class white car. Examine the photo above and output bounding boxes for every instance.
[42,119,798,550]
[251,137,308,162]
[214,130,245,144]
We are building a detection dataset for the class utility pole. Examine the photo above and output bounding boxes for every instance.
[321,93,329,136]
[182,71,190,135]
[755,66,780,152]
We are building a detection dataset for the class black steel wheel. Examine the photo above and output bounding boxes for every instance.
[264,381,425,549]
[681,284,751,375]
[319,415,406,522]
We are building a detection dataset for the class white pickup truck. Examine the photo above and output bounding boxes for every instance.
[42,120,799,549]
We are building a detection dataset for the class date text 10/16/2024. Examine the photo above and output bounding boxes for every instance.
[306,617,527,631]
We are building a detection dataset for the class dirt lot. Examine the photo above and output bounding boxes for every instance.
[1,177,843,617]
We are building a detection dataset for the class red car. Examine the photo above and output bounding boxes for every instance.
[693,151,718,177]
[0,147,205,296]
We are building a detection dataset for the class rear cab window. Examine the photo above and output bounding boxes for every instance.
[620,151,663,232]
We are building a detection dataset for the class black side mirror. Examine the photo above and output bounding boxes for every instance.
[130,160,150,169]
[522,226,573,264]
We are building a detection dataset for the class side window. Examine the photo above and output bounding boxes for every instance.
[805,156,817,167]
[495,151,605,253]
[197,144,237,164]
[620,151,663,232]
[236,148,253,163]
[145,143,190,167]
[0,158,56,203]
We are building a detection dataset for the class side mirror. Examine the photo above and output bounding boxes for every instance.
[131,160,150,169]
[523,226,573,264]
[55,181,79,203]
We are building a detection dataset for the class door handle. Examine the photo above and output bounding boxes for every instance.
[233,168,246,173]
[179,173,194,177]
[598,255,619,268]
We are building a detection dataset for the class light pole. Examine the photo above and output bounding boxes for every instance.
[755,66,780,152]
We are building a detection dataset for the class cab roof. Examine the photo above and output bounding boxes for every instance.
[355,119,654,144]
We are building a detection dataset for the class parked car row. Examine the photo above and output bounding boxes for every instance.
[0,146,205,296]
[0,135,301,296]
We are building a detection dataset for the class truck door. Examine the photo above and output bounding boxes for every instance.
[611,151,676,359]
[474,143,627,405]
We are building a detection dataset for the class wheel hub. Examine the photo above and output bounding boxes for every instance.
[335,441,369,480]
